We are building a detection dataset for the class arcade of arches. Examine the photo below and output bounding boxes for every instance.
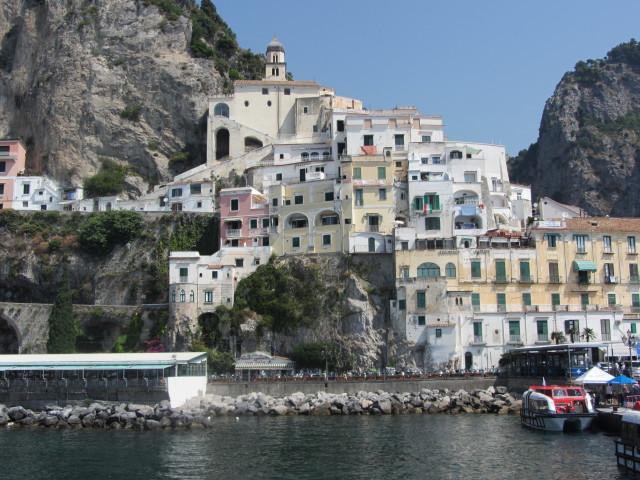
[0,316,19,353]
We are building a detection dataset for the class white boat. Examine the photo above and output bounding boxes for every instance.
[521,385,597,432]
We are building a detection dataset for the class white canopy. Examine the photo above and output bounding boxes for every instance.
[573,366,614,385]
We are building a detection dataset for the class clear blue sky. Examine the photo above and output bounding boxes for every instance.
[215,0,640,154]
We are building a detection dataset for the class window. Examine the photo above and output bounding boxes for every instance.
[213,103,229,117]
[171,290,176,302]
[435,328,442,338]
[630,264,639,282]
[445,263,457,278]
[497,293,506,311]
[580,293,589,306]
[608,293,616,306]
[301,152,309,161]
[432,156,442,165]
[0,161,5,172]
[322,234,331,246]
[417,291,426,308]
[179,267,188,280]
[230,198,239,211]
[508,321,520,340]
[325,191,334,202]
[401,241,409,251]
[292,237,300,248]
[413,196,423,211]
[337,120,345,132]
[204,291,213,304]
[421,157,429,165]
[212,271,218,279]
[321,215,339,225]
[450,150,463,159]
[189,290,195,302]
[422,135,431,143]
[549,262,560,283]
[520,261,531,282]
[601,319,611,341]
[196,201,202,208]
[0,184,3,195]
[353,167,362,179]
[179,290,186,303]
[368,237,376,252]
[632,323,638,334]
[394,134,405,149]
[268,101,273,107]
[272,198,278,207]
[603,235,612,253]
[574,234,588,253]
[473,322,482,340]
[417,316,426,326]
[363,135,374,146]
[284,88,291,95]
[235,258,244,268]
[398,299,406,310]
[424,217,441,230]
[303,106,308,114]
[312,125,318,133]
[463,171,477,183]
[546,234,558,248]
[262,88,269,95]
[244,100,249,107]
[471,293,480,311]
[633,293,640,308]
[495,260,506,282]
[417,262,440,278]
[537,320,548,341]
[423,194,440,212]
[378,188,387,200]
[355,189,363,206]
[565,319,579,339]
[378,167,386,180]
[294,194,303,205]
[551,293,560,307]
[290,218,307,228]
[629,236,637,254]
[471,260,481,279]
[522,293,532,306]
[604,263,615,282]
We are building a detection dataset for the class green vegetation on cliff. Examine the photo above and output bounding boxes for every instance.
[47,272,78,353]
[78,211,143,254]
[83,159,128,198]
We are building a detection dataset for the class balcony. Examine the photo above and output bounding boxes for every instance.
[605,276,618,284]
[519,276,533,284]
[536,335,549,343]
[179,276,188,283]
[471,336,485,345]
[602,333,611,341]
[497,304,507,312]
[368,224,380,233]
[549,275,561,284]
[508,335,522,344]
[226,229,241,238]
[249,228,269,236]
[472,304,481,313]
[630,276,640,284]
[352,179,391,187]
[494,276,508,284]
[524,305,539,312]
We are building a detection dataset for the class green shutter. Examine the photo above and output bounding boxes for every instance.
[633,293,640,308]
[608,293,616,306]
[414,197,423,211]
[537,320,548,336]
[495,260,506,281]
[417,291,426,308]
[519,261,530,281]
[522,293,531,306]
[581,293,589,306]
[378,167,386,180]
[551,293,560,306]
[353,167,361,179]
[632,323,637,334]
[471,293,480,306]
[471,261,481,278]
[497,293,506,305]
[509,320,520,336]
[473,322,482,337]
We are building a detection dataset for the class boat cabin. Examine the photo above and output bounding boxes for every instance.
[530,385,590,413]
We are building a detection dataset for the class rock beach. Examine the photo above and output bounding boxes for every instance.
[0,387,521,431]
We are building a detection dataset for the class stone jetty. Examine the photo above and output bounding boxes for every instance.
[0,386,521,430]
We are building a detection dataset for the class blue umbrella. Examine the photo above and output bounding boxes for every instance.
[609,375,638,385]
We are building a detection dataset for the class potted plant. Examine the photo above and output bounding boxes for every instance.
[551,331,566,344]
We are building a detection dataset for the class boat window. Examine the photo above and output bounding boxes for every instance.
[552,389,567,397]
[567,389,583,397]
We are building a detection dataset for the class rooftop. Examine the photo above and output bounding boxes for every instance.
[532,217,640,233]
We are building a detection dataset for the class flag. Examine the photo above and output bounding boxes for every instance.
[542,377,546,386]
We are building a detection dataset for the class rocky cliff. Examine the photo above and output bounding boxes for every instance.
[509,40,640,216]
[0,0,262,192]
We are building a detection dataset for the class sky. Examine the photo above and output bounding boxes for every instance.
[214,0,640,155]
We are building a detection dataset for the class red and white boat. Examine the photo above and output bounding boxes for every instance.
[521,385,596,432]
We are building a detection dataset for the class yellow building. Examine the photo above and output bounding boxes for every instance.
[340,152,399,253]
[268,178,347,255]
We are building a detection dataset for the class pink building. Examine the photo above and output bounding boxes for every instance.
[219,187,270,248]
[0,140,27,209]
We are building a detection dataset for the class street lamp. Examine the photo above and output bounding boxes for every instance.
[623,330,637,376]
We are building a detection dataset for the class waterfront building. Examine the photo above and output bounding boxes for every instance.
[219,187,270,248]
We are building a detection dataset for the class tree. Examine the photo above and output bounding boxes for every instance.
[551,331,566,345]
[582,327,596,342]
[47,272,78,353]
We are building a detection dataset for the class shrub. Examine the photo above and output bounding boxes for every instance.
[144,0,183,21]
[78,210,143,254]
[47,272,79,353]
[120,103,142,121]
[83,159,127,197]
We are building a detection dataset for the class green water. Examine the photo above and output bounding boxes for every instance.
[0,415,627,479]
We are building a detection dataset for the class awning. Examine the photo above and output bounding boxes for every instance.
[573,260,597,272]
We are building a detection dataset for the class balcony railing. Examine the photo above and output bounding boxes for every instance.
[602,333,612,341]
[472,304,481,312]
[472,336,485,345]
[497,304,506,312]
[630,276,640,284]
[368,225,380,233]
[519,276,532,284]
[549,275,561,284]
[179,276,188,283]
[537,334,549,343]
[226,229,241,238]
[508,335,522,344]
[494,276,508,284]
[249,227,269,236]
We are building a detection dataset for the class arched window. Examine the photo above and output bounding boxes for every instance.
[189,290,195,302]
[215,128,230,160]
[445,263,457,278]
[322,151,330,160]
[417,262,440,278]
[310,152,319,161]
[244,136,263,152]
[301,152,309,161]
[272,68,275,76]
[276,67,279,76]
[368,237,376,253]
[450,150,463,160]
[171,290,176,303]
[179,289,186,303]
[213,103,229,118]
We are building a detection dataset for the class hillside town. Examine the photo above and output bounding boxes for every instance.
[2,38,638,373]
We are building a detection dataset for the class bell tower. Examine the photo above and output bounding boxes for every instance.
[265,37,286,81]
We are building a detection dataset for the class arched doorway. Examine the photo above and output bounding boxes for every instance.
[464,352,473,371]
[215,128,230,160]
[0,317,19,353]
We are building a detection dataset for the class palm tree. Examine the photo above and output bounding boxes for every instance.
[551,331,566,344]
[568,327,580,343]
[581,327,596,342]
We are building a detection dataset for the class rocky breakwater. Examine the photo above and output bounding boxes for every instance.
[0,387,521,430]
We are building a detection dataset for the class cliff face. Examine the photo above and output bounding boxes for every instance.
[509,40,640,216]
[0,0,261,191]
